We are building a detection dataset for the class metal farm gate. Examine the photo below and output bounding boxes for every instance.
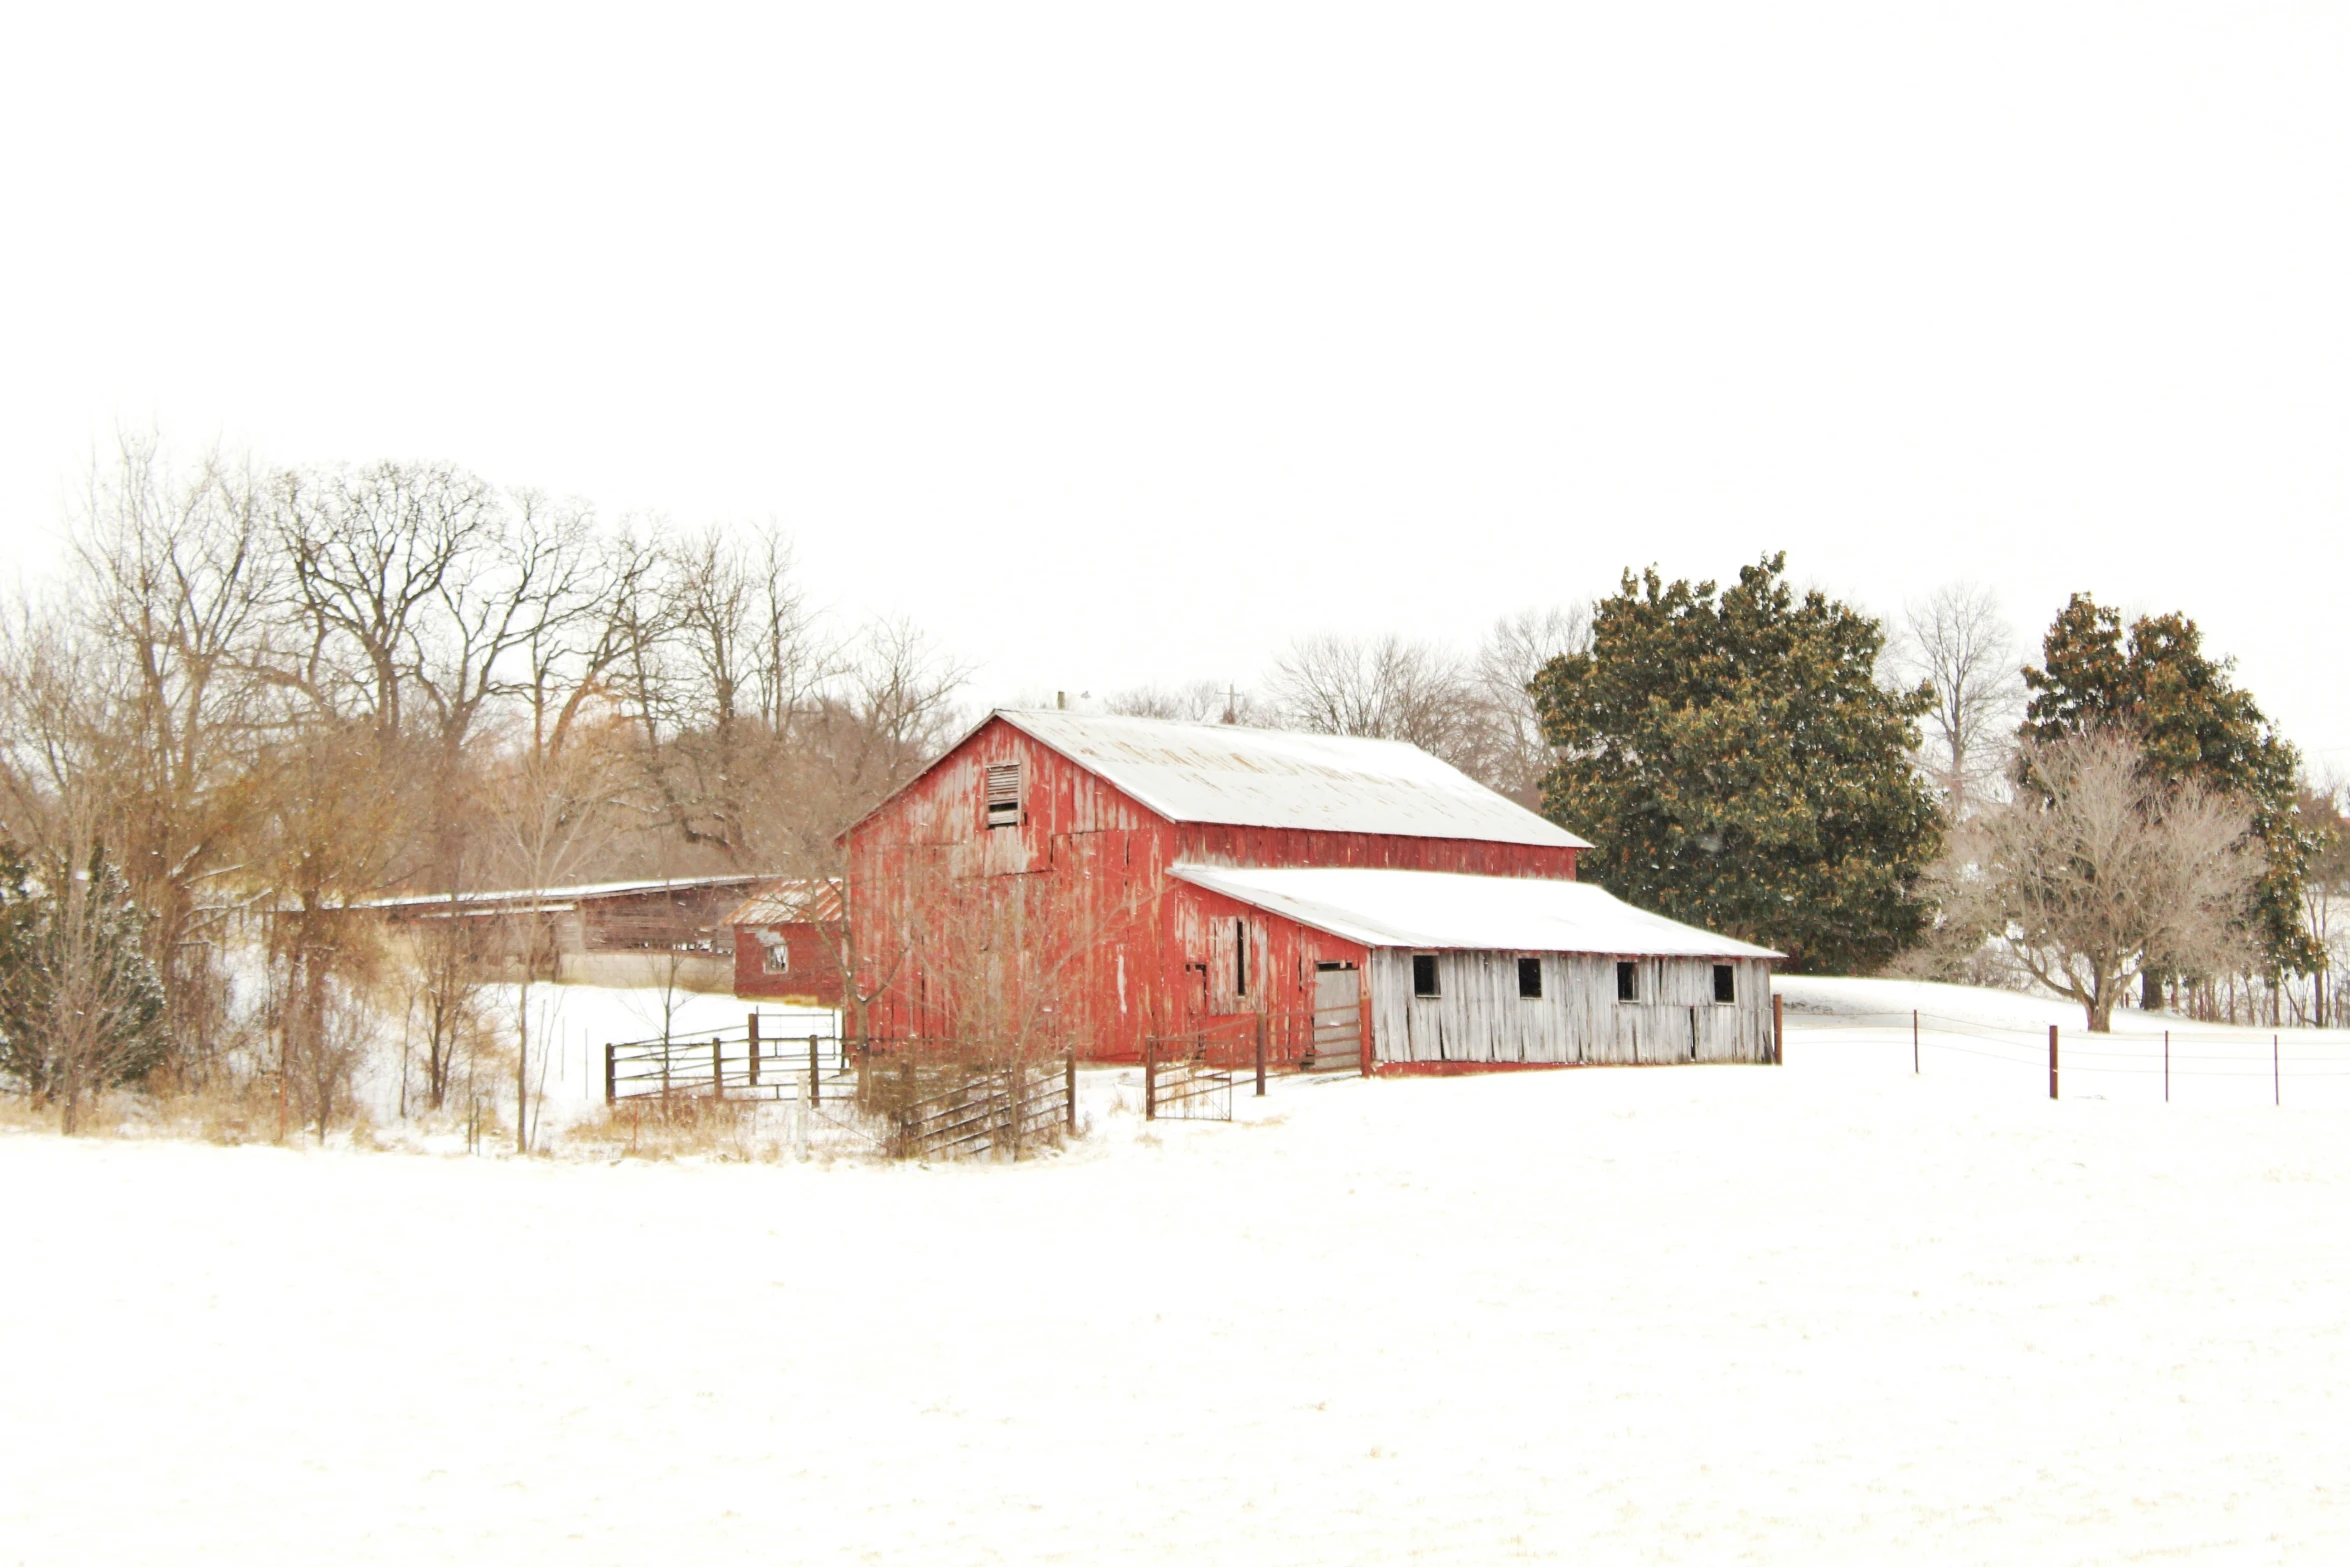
[603,1017,851,1105]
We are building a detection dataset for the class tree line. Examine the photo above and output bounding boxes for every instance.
[1162,557,2344,1034]
[0,438,965,1130]
[3,438,2342,1133]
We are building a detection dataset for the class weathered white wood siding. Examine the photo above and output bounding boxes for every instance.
[1367,951,1773,1066]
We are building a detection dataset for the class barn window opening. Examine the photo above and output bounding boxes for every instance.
[1234,920,1248,998]
[759,931,790,975]
[1517,957,1543,999]
[1616,960,1639,1002]
[1713,964,1736,1004]
[984,761,1022,829]
[1412,953,1440,998]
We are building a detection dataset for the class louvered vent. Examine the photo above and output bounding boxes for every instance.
[985,761,1022,829]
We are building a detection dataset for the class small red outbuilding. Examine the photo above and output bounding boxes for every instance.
[724,880,846,1006]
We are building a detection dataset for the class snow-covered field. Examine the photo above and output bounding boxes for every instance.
[7,979,2349,1563]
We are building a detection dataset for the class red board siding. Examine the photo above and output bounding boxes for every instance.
[730,922,845,1005]
[847,715,1577,1063]
[1176,824,1577,879]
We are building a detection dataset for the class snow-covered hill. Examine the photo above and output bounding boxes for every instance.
[4,987,2347,1563]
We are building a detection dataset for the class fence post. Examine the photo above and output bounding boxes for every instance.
[1772,993,1784,1065]
[808,1034,821,1108]
[748,1011,760,1089]
[1255,1012,1268,1097]
[1065,1052,1077,1133]
[604,1043,616,1106]
[1912,1010,1919,1074]
[2048,1024,2059,1101]
[1144,1034,1157,1121]
[711,1038,724,1099]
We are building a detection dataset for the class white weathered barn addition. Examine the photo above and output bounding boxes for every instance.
[1173,865,1779,1069]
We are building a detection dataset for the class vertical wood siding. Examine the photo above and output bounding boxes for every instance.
[1367,953,1773,1066]
[850,719,1181,1058]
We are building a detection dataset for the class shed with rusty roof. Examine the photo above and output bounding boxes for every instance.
[724,880,846,1005]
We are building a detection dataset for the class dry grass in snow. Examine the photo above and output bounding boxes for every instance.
[4,1006,2348,1563]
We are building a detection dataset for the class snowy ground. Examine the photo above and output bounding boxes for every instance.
[1780,974,2350,1111]
[373,982,839,1134]
[7,982,2350,1563]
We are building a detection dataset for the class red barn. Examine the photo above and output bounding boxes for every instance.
[847,711,1777,1072]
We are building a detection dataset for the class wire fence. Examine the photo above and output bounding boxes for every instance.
[1785,1005,2350,1106]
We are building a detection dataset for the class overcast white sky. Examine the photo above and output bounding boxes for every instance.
[3,5,2343,763]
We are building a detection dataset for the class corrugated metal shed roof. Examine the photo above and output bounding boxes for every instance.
[1169,864,1782,959]
[723,879,845,926]
[349,874,766,913]
[1000,711,1590,849]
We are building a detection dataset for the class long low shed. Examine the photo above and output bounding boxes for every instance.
[1169,865,1782,1070]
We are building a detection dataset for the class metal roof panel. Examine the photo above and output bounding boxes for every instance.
[999,710,1590,848]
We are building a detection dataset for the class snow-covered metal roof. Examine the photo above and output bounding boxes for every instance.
[998,711,1589,848]
[1169,864,1782,959]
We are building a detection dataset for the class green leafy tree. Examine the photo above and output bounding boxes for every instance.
[2021,594,2320,982]
[1533,555,1941,973]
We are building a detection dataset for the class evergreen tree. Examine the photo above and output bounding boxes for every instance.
[2021,593,2320,977]
[0,844,169,1113]
[1532,555,1941,973]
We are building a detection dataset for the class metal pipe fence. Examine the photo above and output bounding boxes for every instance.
[1139,1008,1363,1121]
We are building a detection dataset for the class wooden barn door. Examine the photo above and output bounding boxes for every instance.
[1310,962,1362,1073]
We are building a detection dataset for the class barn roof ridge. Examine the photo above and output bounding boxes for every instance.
[992,709,1593,849]
[1169,863,1782,960]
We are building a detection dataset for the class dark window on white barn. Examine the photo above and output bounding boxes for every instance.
[1616,960,1639,1002]
[1412,954,1440,997]
[985,762,1022,829]
[1517,957,1542,998]
[1713,964,1736,1003]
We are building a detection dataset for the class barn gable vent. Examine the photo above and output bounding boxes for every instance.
[985,761,1022,829]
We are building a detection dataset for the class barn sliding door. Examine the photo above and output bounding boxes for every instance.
[1310,963,1362,1073]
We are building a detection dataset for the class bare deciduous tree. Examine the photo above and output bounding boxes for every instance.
[1473,605,1590,807]
[67,436,273,1078]
[1950,728,2257,1031]
[485,726,623,1153]
[1105,680,1260,725]
[1268,632,1487,772]
[1895,583,2022,820]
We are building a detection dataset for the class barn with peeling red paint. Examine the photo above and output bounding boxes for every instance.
[846,711,1778,1073]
